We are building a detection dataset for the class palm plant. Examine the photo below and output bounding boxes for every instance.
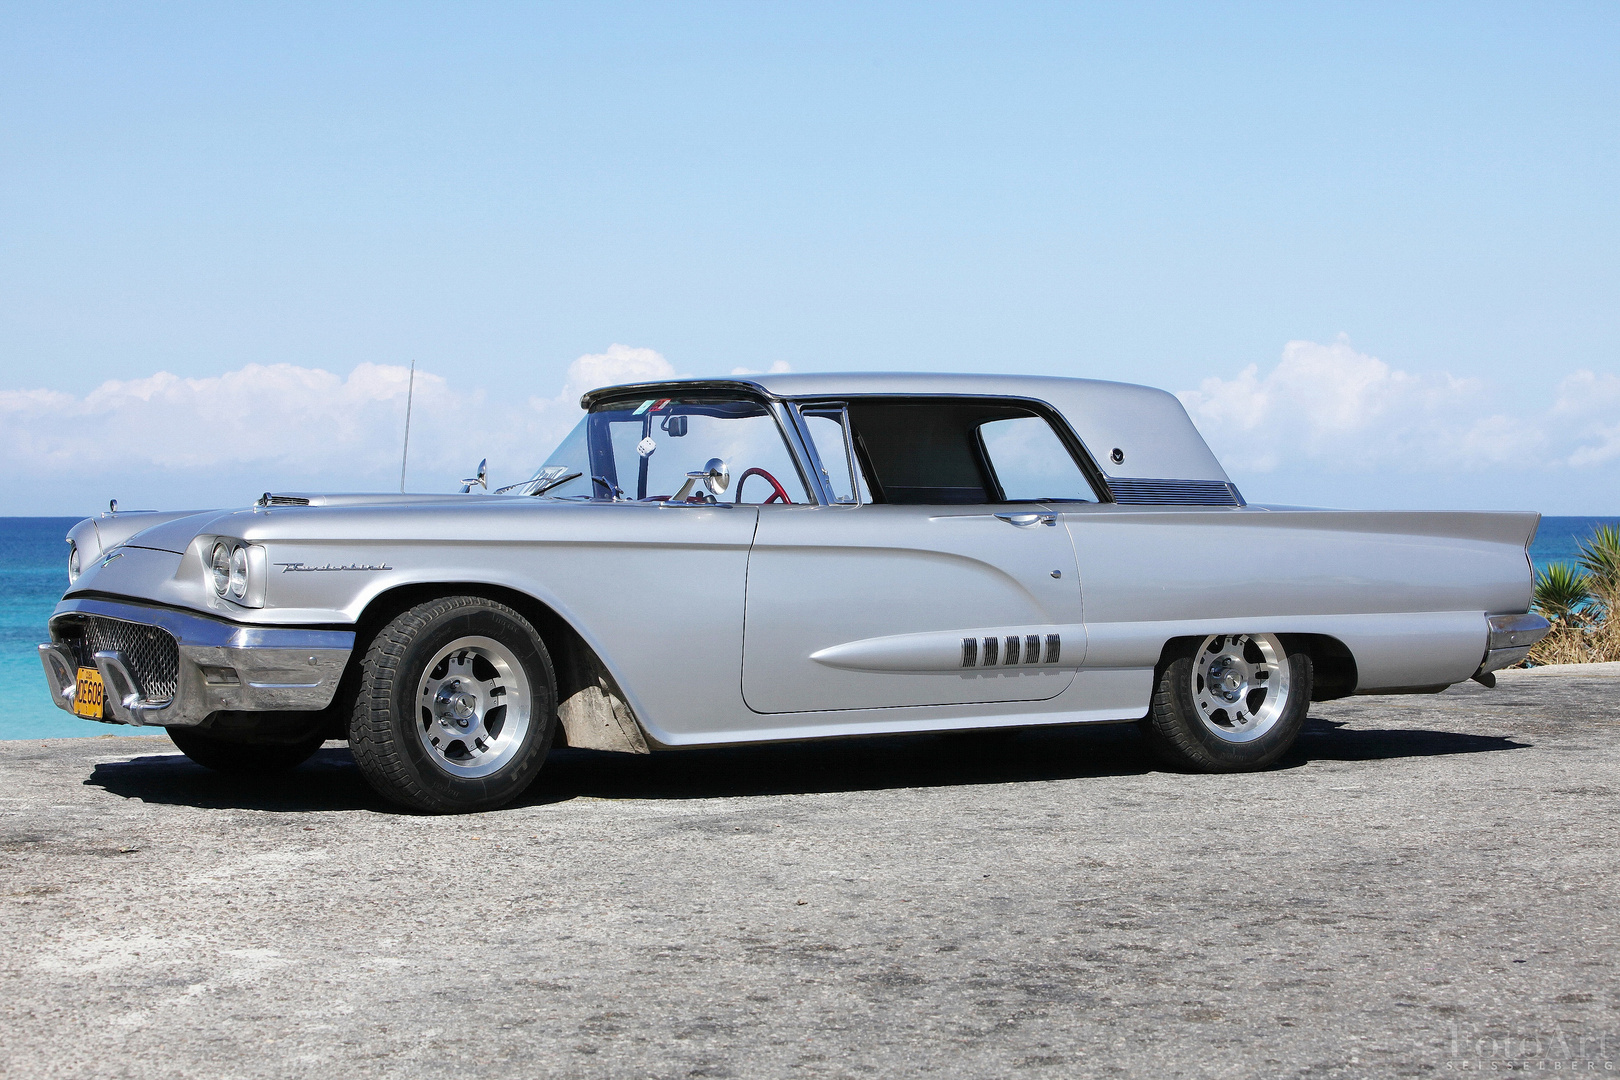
[1532,562,1594,624]
[1576,523,1620,597]
[1528,525,1620,666]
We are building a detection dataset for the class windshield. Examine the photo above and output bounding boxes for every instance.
[522,395,812,504]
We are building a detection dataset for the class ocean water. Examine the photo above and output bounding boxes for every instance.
[0,518,168,740]
[1525,517,1620,575]
[2,514,1616,740]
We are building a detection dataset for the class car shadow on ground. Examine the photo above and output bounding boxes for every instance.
[1282,716,1528,765]
[83,714,1529,814]
[85,747,393,814]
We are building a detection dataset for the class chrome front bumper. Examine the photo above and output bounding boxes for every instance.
[39,598,354,728]
[1476,612,1553,676]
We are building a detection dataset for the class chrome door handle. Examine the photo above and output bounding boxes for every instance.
[994,513,1057,527]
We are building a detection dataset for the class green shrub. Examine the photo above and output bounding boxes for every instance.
[1529,525,1620,665]
[1533,562,1594,623]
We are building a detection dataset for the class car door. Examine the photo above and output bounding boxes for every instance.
[742,502,1084,713]
[740,400,1093,716]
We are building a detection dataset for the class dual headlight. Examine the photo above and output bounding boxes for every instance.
[210,541,250,599]
[208,540,265,606]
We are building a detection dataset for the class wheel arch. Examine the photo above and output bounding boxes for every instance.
[348,581,651,752]
[1152,631,1358,702]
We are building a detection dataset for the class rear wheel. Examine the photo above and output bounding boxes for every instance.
[1140,633,1312,772]
[349,596,556,813]
[167,727,326,774]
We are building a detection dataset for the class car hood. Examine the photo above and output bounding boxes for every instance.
[115,493,513,553]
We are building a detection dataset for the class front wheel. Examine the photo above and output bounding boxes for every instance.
[1140,633,1312,772]
[349,596,557,813]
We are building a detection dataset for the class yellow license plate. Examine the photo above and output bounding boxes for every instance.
[74,666,106,719]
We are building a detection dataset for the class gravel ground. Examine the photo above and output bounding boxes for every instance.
[2,665,1618,1079]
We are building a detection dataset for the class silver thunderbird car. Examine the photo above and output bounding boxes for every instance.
[40,373,1551,813]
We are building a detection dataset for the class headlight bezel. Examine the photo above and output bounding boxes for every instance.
[205,537,267,608]
[67,541,80,584]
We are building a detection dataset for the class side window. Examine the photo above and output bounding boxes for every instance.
[978,417,1098,503]
[843,399,1098,505]
[800,407,869,504]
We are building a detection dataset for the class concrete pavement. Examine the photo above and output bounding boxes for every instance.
[2,665,1617,1078]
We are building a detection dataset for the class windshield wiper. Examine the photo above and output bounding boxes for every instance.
[495,471,583,498]
[528,471,582,497]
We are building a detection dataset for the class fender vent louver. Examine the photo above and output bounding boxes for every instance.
[961,633,1063,668]
[1108,478,1245,506]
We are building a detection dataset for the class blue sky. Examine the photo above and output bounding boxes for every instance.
[2,2,1617,514]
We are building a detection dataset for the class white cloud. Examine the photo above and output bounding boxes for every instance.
[5,338,1613,515]
[0,362,458,475]
[1178,336,1611,475]
[518,343,680,462]
[730,361,793,376]
[559,343,678,401]
[0,345,680,512]
[1551,369,1620,468]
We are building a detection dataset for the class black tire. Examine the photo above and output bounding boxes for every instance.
[349,595,556,813]
[167,727,326,774]
[1140,633,1313,772]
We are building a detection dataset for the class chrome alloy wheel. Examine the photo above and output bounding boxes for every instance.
[1190,633,1292,744]
[414,635,533,778]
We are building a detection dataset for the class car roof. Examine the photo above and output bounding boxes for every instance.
[579,372,1232,486]
[581,371,1162,407]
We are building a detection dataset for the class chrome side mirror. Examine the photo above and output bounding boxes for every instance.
[670,458,729,503]
[460,459,488,494]
[698,457,729,496]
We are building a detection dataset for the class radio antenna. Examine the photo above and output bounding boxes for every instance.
[399,359,416,493]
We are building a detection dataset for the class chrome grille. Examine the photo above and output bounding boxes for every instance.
[54,616,179,704]
[1107,478,1246,507]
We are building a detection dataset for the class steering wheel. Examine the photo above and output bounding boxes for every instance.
[734,467,793,504]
